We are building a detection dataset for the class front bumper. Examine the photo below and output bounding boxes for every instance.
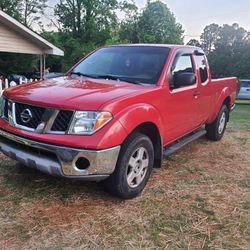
[0,129,120,181]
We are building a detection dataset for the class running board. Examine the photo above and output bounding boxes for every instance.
[163,129,207,158]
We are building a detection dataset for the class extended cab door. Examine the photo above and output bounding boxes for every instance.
[162,50,201,144]
[193,52,213,124]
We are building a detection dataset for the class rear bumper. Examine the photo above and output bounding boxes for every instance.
[0,129,120,181]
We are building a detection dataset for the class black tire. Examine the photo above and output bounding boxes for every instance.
[102,133,154,199]
[205,104,229,141]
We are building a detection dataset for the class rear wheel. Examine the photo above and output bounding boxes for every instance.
[102,133,154,199]
[206,104,229,141]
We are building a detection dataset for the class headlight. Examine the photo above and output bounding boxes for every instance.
[68,111,113,135]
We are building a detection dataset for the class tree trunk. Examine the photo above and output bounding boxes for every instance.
[76,0,81,37]
[24,0,28,26]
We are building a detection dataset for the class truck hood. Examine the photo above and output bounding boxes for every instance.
[4,76,146,110]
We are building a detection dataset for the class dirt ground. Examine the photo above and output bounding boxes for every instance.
[0,104,249,249]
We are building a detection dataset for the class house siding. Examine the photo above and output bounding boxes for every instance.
[0,22,42,54]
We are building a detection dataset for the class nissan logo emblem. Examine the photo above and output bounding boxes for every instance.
[20,109,33,123]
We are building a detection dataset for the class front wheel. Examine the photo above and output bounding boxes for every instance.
[102,133,154,199]
[205,104,229,141]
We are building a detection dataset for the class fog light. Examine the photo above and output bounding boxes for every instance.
[75,157,90,170]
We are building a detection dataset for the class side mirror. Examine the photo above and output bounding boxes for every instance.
[173,72,196,88]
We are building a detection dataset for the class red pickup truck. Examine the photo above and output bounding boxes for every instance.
[0,45,237,199]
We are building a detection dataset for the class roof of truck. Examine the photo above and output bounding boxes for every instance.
[109,44,200,49]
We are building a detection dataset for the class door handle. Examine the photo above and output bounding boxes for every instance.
[246,89,250,91]
[193,91,200,98]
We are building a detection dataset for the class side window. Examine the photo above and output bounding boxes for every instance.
[195,55,208,83]
[172,54,194,75]
[170,54,196,90]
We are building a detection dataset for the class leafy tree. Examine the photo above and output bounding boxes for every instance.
[187,39,201,47]
[0,52,39,77]
[0,0,22,20]
[0,0,48,28]
[21,0,48,27]
[55,0,118,44]
[119,0,138,16]
[200,23,220,54]
[119,0,139,43]
[137,1,184,44]
[120,1,183,44]
[52,0,139,71]
[232,44,250,78]
[42,31,86,72]
[206,23,250,78]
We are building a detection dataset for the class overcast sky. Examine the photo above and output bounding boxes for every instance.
[47,0,250,42]
[135,0,250,42]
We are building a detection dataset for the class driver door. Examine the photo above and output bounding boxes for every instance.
[162,51,200,144]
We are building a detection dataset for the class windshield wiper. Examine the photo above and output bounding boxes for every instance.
[70,72,98,78]
[70,72,142,85]
[95,75,142,85]
[120,79,142,85]
[94,74,120,81]
[70,72,120,81]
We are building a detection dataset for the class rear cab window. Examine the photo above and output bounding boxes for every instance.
[195,54,208,84]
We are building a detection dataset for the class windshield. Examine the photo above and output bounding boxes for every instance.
[71,46,170,85]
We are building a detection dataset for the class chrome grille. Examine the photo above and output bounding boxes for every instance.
[51,110,73,132]
[3,99,8,119]
[15,102,46,129]
[1,98,73,134]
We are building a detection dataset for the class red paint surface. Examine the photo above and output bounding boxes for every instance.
[2,45,237,149]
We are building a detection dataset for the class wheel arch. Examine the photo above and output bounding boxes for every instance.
[116,104,164,168]
[128,122,163,168]
[207,93,232,124]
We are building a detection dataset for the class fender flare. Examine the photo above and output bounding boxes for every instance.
[115,103,164,167]
[207,87,232,124]
[115,103,164,137]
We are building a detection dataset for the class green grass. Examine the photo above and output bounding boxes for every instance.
[229,101,250,130]
[243,200,250,210]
